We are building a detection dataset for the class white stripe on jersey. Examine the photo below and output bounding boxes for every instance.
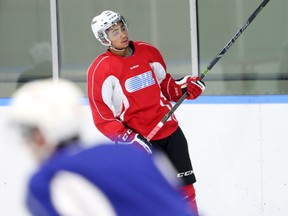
[51,171,117,216]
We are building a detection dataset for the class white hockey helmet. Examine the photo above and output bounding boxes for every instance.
[9,79,84,148]
[91,10,128,46]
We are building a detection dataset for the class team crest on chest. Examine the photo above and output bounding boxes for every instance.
[125,71,155,93]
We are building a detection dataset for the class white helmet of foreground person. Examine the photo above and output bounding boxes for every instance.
[9,79,84,160]
[91,10,128,46]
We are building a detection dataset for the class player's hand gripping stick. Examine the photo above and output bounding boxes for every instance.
[117,129,153,154]
[146,0,271,141]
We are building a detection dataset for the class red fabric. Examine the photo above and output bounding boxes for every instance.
[180,184,199,215]
[87,41,179,141]
[160,73,183,102]
[186,76,202,100]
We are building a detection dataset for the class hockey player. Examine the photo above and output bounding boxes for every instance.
[87,10,205,214]
[9,79,197,216]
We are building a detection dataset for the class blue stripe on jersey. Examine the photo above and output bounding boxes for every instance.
[125,71,155,93]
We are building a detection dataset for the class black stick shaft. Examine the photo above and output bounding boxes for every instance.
[201,0,270,79]
[146,0,270,141]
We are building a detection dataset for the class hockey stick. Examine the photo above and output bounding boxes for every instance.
[146,0,270,141]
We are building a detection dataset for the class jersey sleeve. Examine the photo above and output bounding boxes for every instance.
[87,55,126,141]
[147,44,183,102]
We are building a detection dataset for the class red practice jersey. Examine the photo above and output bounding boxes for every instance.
[87,41,183,141]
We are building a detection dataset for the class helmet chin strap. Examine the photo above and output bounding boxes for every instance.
[109,45,126,52]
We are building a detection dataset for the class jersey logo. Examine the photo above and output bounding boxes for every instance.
[177,170,194,178]
[130,65,139,70]
[125,71,155,93]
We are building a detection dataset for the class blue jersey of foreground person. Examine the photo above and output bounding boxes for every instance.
[26,142,196,216]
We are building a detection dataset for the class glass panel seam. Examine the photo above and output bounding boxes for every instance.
[50,0,59,81]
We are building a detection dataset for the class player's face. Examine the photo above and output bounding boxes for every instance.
[106,22,129,49]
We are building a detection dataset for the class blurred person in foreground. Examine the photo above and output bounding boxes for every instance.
[8,78,197,216]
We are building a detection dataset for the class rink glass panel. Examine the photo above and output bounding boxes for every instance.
[0,0,52,97]
[0,0,287,97]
